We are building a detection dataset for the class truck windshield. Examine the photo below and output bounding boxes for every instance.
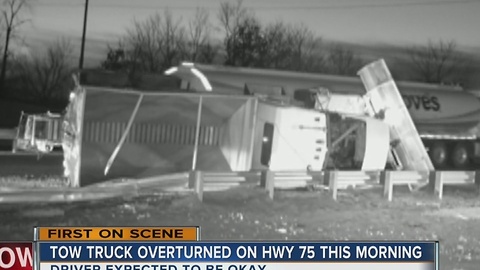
[34,120,49,140]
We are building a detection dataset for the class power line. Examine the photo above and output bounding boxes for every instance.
[254,0,480,10]
[35,0,480,10]
[36,1,81,7]
[97,0,480,10]
[79,0,89,70]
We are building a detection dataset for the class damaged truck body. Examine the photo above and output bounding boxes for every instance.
[190,62,480,170]
[12,59,440,187]
[14,87,330,187]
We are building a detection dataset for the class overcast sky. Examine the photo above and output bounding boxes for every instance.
[16,0,480,66]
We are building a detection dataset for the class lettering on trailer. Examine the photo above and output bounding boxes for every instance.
[401,95,440,111]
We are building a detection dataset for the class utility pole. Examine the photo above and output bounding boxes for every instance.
[79,0,89,70]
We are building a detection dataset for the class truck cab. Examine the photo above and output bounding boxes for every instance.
[13,112,63,154]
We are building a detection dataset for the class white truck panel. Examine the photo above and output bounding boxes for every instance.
[358,59,434,171]
[252,102,328,171]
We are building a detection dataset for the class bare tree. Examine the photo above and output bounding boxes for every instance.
[262,21,293,69]
[218,4,324,71]
[326,43,363,75]
[159,9,185,70]
[225,16,266,67]
[406,39,464,84]
[218,0,247,39]
[218,0,249,65]
[100,38,144,87]
[0,0,30,94]
[101,43,126,71]
[187,7,211,62]
[14,38,74,103]
[288,23,323,72]
[126,13,163,72]
[123,10,186,73]
[198,42,218,64]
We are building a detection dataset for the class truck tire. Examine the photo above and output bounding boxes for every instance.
[429,142,448,169]
[451,142,470,169]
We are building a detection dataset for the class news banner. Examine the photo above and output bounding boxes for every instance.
[0,227,438,270]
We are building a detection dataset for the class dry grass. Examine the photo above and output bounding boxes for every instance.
[0,183,478,270]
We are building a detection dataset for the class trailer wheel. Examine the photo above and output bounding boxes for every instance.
[451,143,470,169]
[429,142,448,169]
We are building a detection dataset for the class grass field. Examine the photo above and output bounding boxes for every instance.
[0,181,478,270]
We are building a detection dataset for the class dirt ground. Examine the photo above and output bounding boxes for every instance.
[0,183,478,270]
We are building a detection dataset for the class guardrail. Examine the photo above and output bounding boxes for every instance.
[328,171,380,201]
[188,171,260,201]
[1,169,478,203]
[187,170,480,202]
[260,170,323,199]
[383,171,430,201]
[434,171,479,199]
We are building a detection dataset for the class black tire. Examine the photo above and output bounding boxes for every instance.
[451,142,471,169]
[429,142,448,169]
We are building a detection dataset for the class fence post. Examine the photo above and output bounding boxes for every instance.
[434,171,443,199]
[383,171,393,202]
[261,170,275,199]
[188,171,195,189]
[189,171,204,202]
[428,171,436,192]
[329,171,338,201]
[475,171,480,196]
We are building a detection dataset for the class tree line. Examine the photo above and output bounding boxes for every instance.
[100,0,474,89]
[0,0,473,105]
[0,0,75,106]
[102,1,365,79]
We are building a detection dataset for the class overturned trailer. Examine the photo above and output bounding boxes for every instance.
[34,85,334,187]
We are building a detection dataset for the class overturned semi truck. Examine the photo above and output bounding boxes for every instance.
[12,59,418,187]
[14,85,333,187]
